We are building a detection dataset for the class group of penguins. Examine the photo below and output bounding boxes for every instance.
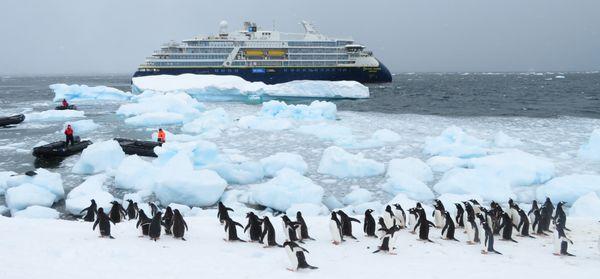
[80,199,188,241]
[354,197,574,257]
[80,197,574,272]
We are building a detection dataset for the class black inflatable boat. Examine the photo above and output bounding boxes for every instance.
[0,114,25,127]
[114,138,161,157]
[32,136,92,158]
[55,105,77,110]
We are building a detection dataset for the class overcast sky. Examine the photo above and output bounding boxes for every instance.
[1,0,599,75]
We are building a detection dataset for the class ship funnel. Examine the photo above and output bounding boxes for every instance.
[219,20,228,36]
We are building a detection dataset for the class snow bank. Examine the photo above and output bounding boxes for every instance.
[249,168,324,212]
[387,157,433,182]
[493,131,523,147]
[12,206,60,219]
[65,174,114,215]
[536,174,600,204]
[423,126,488,158]
[569,192,600,218]
[50,84,132,101]
[181,108,231,137]
[132,74,370,99]
[5,183,57,212]
[61,119,99,134]
[260,152,308,177]
[259,100,337,120]
[433,168,514,202]
[342,186,374,206]
[578,129,600,161]
[318,146,385,178]
[25,110,85,122]
[381,173,434,201]
[72,140,126,174]
[466,150,555,186]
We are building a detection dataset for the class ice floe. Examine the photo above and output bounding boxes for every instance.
[5,183,57,213]
[318,146,385,178]
[25,110,85,122]
[578,129,600,161]
[466,150,555,186]
[60,119,99,134]
[50,84,132,102]
[535,174,600,204]
[342,186,374,206]
[72,140,126,174]
[493,131,523,147]
[249,168,324,212]
[381,173,434,201]
[4,169,64,201]
[117,91,205,127]
[12,205,59,219]
[423,126,488,158]
[260,152,308,177]
[387,157,433,183]
[433,168,514,202]
[65,174,114,215]
[181,108,231,137]
[569,192,600,218]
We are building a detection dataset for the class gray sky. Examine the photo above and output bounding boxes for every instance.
[1,0,599,75]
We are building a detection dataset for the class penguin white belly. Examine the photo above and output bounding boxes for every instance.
[383,213,395,228]
[434,210,444,227]
[408,215,416,229]
[511,209,520,226]
[329,221,341,243]
[553,232,562,254]
[296,227,302,240]
[285,246,298,270]
[466,223,474,242]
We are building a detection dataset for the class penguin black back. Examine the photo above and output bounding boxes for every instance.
[364,209,376,237]
[296,211,314,240]
[416,208,434,242]
[260,216,280,247]
[109,201,126,223]
[172,209,188,240]
[244,212,263,242]
[336,210,360,239]
[149,211,163,241]
[80,199,97,222]
[454,203,464,227]
[217,202,233,224]
[162,206,174,235]
[441,211,458,241]
[136,209,151,236]
[224,216,245,242]
[92,208,114,238]
[125,199,137,220]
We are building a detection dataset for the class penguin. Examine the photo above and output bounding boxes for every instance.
[281,215,302,242]
[377,217,388,238]
[392,204,406,228]
[531,208,547,236]
[136,209,151,236]
[498,212,518,243]
[480,218,501,255]
[172,209,188,241]
[162,206,174,235]
[125,199,137,220]
[465,212,480,245]
[148,202,159,217]
[283,241,318,271]
[415,208,435,242]
[553,201,569,231]
[540,198,555,232]
[244,212,263,242]
[92,208,115,239]
[382,205,396,229]
[148,211,163,241]
[223,216,245,242]
[217,202,234,224]
[516,208,534,238]
[553,220,574,256]
[432,199,446,228]
[454,203,465,228]
[507,199,521,227]
[462,201,475,233]
[259,216,280,247]
[363,209,376,237]
[296,211,314,241]
[336,210,360,239]
[441,211,459,241]
[373,225,401,254]
[470,199,482,214]
[408,207,419,234]
[80,199,97,222]
[489,203,504,235]
[329,212,344,245]
[108,201,126,224]
[528,200,539,222]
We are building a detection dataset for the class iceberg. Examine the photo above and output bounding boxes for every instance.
[342,186,374,206]
[260,152,308,177]
[50,84,132,102]
[380,172,434,201]
[426,156,467,173]
[317,146,385,178]
[535,174,600,204]
[25,110,85,122]
[0,171,17,195]
[4,168,64,201]
[493,131,523,147]
[115,156,157,191]
[131,74,370,99]
[466,150,555,186]
[72,140,126,174]
[259,100,337,121]
[249,168,324,212]
[117,91,205,127]
[5,183,57,212]
[578,129,600,161]
[387,157,433,183]
[154,140,224,168]
[12,205,60,219]
[209,161,264,184]
[65,174,114,216]
[181,108,231,137]
[433,168,515,202]
[569,192,600,218]
[60,119,99,134]
[423,126,488,158]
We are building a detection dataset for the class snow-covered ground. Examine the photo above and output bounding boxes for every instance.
[0,215,598,279]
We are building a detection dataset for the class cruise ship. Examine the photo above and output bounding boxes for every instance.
[133,21,392,84]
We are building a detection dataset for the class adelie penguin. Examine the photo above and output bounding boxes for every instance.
[109,201,127,224]
[432,199,446,228]
[516,208,534,238]
[125,199,137,220]
[136,209,151,237]
[92,208,115,239]
[480,219,501,255]
[329,212,344,245]
[80,199,97,222]
[498,212,518,243]
[336,210,361,239]
[373,225,401,254]
[283,241,318,271]
[441,211,459,241]
[162,206,174,235]
[296,211,314,241]
[392,204,406,228]
[223,216,245,242]
[454,203,465,228]
[244,212,263,242]
[553,220,574,256]
[172,209,188,241]
[217,202,234,225]
[415,208,435,242]
[281,215,302,242]
[363,209,376,237]
[260,216,281,247]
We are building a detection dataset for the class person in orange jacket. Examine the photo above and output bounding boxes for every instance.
[157,128,166,143]
[65,124,74,146]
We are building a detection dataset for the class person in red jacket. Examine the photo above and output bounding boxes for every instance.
[157,128,166,143]
[64,124,74,146]
[62,99,69,108]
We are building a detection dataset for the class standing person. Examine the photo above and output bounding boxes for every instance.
[62,98,69,108]
[64,124,74,146]
[157,128,166,143]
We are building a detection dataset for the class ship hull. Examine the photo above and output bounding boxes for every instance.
[132,63,392,84]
